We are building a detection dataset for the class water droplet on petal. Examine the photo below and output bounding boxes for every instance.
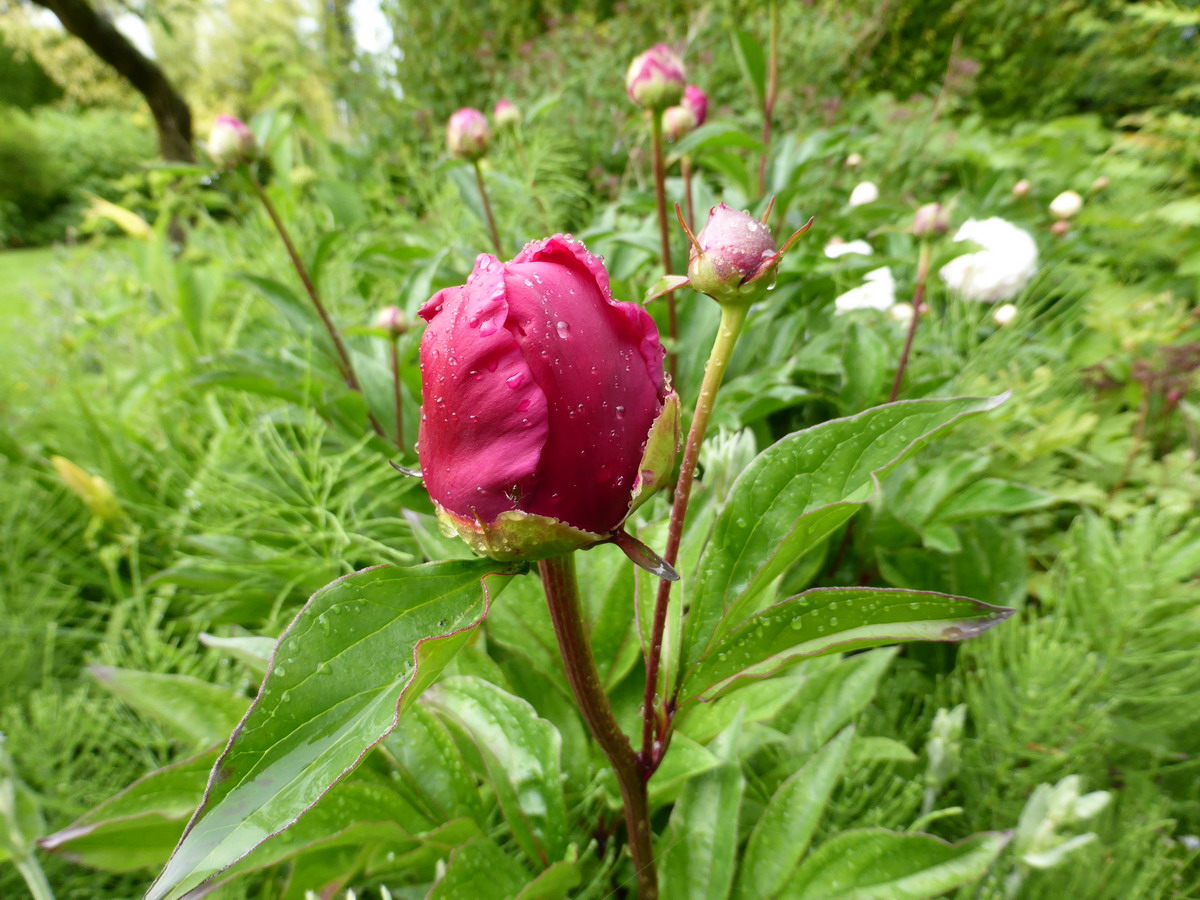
[556,321,570,338]
[505,373,526,389]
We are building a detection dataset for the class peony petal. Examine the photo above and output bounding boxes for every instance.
[418,255,549,523]
[502,237,665,534]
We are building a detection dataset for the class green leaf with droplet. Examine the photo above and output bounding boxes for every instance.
[684,394,1008,670]
[146,559,516,900]
[683,588,1013,703]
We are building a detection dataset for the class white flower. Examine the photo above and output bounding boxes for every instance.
[835,266,895,313]
[1049,190,1083,220]
[993,303,1018,326]
[824,238,873,259]
[889,302,915,324]
[939,217,1038,303]
[848,181,879,207]
[845,152,863,169]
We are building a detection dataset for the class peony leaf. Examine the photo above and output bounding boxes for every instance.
[682,588,1012,703]
[146,560,516,900]
[683,394,1008,670]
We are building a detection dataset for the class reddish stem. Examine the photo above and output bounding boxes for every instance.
[649,111,678,382]
[889,242,932,402]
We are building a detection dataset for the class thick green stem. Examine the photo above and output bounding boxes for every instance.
[473,160,504,256]
[649,111,678,381]
[889,241,932,402]
[248,170,389,443]
[539,555,657,899]
[642,302,749,770]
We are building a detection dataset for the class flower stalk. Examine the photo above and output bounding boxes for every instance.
[248,169,389,443]
[389,337,404,449]
[648,110,678,378]
[539,554,658,900]
[473,160,504,256]
[682,156,696,230]
[889,240,932,402]
[642,301,749,770]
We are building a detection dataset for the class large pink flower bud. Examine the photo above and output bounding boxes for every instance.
[447,108,490,160]
[685,203,811,307]
[207,115,257,170]
[682,84,708,126]
[418,236,679,560]
[625,44,686,110]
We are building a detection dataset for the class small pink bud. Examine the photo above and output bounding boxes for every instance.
[1050,220,1071,237]
[1012,179,1032,198]
[662,104,699,141]
[207,115,257,170]
[1091,175,1110,192]
[682,84,708,126]
[625,43,686,110]
[912,202,950,237]
[374,305,408,338]
[493,99,521,129]
[447,108,490,160]
[685,203,812,307]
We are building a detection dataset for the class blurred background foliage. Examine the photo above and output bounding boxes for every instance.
[1,0,1199,898]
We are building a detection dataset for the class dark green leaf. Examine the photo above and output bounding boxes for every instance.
[147,560,514,900]
[684,588,1012,703]
[731,30,767,104]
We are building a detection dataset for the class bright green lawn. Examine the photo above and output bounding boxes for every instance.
[0,246,61,322]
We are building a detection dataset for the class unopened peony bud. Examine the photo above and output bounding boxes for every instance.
[662,104,699,141]
[993,303,1018,326]
[51,456,122,521]
[625,44,686,110]
[418,236,679,560]
[685,203,811,307]
[682,84,708,126]
[848,181,879,207]
[1012,179,1032,199]
[374,305,409,338]
[493,99,521,129]
[1050,219,1071,237]
[845,152,864,169]
[207,115,257,170]
[912,202,950,237]
[447,108,490,160]
[1091,175,1110,192]
[1049,190,1083,220]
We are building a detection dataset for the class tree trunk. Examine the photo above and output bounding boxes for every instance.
[29,0,194,162]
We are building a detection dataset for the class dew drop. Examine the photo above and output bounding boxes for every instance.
[556,321,570,339]
[505,373,526,389]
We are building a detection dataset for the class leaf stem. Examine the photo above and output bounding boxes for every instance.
[248,169,388,442]
[539,555,658,900]
[641,302,749,773]
[473,160,504,256]
[649,111,678,381]
[889,241,932,402]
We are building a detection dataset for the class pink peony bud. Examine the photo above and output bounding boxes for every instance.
[682,84,708,126]
[374,305,409,338]
[1050,219,1071,237]
[1012,179,1032,199]
[912,202,950,237]
[493,98,521,129]
[1091,175,1110,192]
[417,236,679,560]
[625,43,686,110]
[686,203,811,307]
[207,115,257,170]
[662,104,699,141]
[447,108,490,160]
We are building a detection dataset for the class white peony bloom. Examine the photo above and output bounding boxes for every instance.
[834,266,896,313]
[1049,190,1083,220]
[848,181,879,207]
[824,238,873,259]
[993,303,1018,325]
[939,217,1038,303]
[889,302,915,324]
